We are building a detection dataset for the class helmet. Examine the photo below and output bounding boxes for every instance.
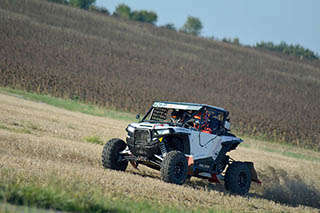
[194,112,201,120]
[171,110,183,123]
[171,110,179,119]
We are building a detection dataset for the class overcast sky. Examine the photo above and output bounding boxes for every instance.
[96,0,320,54]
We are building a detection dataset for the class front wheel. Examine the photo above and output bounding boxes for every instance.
[102,138,128,171]
[224,161,251,195]
[160,151,188,185]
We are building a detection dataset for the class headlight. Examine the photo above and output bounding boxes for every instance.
[127,125,135,132]
[157,129,170,135]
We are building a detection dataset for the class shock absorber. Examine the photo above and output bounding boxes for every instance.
[159,137,167,157]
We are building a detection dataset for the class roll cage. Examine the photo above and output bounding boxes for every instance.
[140,102,229,134]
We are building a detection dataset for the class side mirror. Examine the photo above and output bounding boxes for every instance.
[224,121,230,131]
[136,114,140,120]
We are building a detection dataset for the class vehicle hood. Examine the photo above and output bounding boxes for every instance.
[128,122,171,130]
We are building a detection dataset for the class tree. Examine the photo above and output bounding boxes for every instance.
[233,37,240,45]
[47,0,69,4]
[181,16,203,36]
[131,10,158,25]
[255,41,318,59]
[89,5,110,16]
[222,37,231,43]
[113,4,131,19]
[162,23,176,31]
[69,0,95,10]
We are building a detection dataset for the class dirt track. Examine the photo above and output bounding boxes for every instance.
[0,93,320,212]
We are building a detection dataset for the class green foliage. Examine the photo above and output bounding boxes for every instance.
[84,136,103,145]
[181,16,203,36]
[113,3,131,19]
[47,0,68,4]
[0,182,221,213]
[114,4,158,25]
[0,87,136,121]
[222,37,232,43]
[256,40,319,59]
[221,37,241,45]
[69,0,95,10]
[233,37,240,45]
[162,23,176,31]
[89,5,109,16]
[131,10,158,25]
[0,183,125,212]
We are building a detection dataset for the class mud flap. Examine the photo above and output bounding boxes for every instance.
[185,155,194,175]
[129,160,139,170]
[208,174,220,183]
[245,161,262,184]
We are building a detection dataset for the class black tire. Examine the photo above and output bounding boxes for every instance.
[160,151,188,185]
[185,175,192,181]
[224,161,251,195]
[102,138,128,171]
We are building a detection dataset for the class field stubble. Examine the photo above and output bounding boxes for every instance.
[0,93,320,212]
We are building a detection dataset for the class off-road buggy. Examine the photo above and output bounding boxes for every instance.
[102,101,261,195]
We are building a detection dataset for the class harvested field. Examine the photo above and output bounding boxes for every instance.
[0,0,320,149]
[0,92,319,212]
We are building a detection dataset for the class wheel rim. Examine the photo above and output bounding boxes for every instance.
[238,171,248,188]
[173,162,184,179]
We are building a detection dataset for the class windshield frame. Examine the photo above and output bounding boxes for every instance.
[141,107,196,125]
[140,104,228,127]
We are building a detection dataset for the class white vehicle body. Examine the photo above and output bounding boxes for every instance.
[127,122,242,162]
[102,101,260,194]
[123,101,245,179]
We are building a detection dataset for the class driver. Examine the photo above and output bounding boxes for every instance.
[193,111,212,134]
[201,111,212,134]
[171,110,189,123]
[193,112,201,129]
[171,110,182,123]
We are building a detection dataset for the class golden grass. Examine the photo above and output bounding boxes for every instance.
[0,93,320,212]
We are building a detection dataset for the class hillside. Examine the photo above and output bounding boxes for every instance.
[0,0,320,148]
[0,91,319,212]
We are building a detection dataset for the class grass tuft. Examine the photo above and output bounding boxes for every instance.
[0,183,120,212]
[0,181,213,213]
[84,136,104,145]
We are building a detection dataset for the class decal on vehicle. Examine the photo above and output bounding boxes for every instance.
[152,102,201,111]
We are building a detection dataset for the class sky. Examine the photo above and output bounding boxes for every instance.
[96,0,320,55]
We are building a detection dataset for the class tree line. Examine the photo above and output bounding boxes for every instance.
[255,41,319,59]
[45,0,202,34]
[46,0,318,60]
[113,4,157,25]
[217,37,319,60]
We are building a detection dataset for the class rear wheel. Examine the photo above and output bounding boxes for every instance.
[160,151,188,185]
[102,138,128,171]
[224,161,251,195]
